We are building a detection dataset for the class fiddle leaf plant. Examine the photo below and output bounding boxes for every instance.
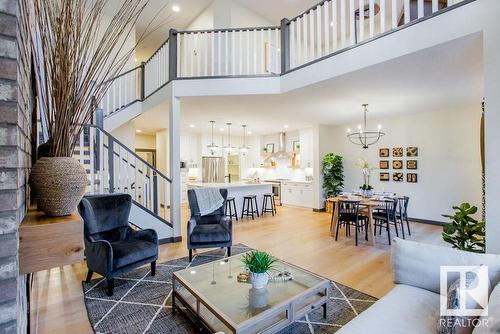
[322,154,344,198]
[442,203,485,253]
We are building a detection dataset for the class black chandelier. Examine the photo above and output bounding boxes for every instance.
[347,104,385,149]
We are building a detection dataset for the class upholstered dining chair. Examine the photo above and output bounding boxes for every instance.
[187,189,233,262]
[79,193,158,296]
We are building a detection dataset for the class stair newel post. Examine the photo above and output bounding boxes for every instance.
[280,18,290,74]
[108,139,115,193]
[168,29,178,81]
[153,171,158,214]
[140,61,145,100]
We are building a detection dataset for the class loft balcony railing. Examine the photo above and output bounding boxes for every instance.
[98,0,472,117]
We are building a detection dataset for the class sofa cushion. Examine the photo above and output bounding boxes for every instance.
[111,239,157,269]
[473,283,500,333]
[392,238,500,295]
[190,224,231,244]
[336,284,440,334]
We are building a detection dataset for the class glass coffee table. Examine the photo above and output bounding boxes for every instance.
[172,252,330,334]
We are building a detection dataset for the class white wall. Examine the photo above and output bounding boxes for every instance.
[315,108,482,222]
[111,122,136,148]
[135,134,156,149]
[156,130,169,175]
[187,3,214,30]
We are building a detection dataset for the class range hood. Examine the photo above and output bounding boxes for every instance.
[271,132,292,159]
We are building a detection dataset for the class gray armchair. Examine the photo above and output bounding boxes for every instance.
[79,193,158,296]
[187,189,233,262]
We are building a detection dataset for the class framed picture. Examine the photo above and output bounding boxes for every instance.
[407,173,418,183]
[407,147,418,157]
[379,148,389,157]
[265,143,275,153]
[393,160,403,169]
[393,173,403,182]
[393,147,403,157]
[379,160,389,169]
[292,141,301,153]
[407,160,418,170]
[380,172,390,181]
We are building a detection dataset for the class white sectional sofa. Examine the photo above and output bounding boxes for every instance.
[337,238,500,334]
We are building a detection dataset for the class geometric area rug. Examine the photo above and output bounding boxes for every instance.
[82,244,377,333]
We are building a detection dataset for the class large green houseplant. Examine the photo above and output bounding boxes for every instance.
[322,154,344,199]
[22,0,163,216]
[442,203,485,253]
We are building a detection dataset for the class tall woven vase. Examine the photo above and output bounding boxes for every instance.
[30,157,88,216]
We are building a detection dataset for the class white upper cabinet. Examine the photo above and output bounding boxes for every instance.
[299,128,313,168]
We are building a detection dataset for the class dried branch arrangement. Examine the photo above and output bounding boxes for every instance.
[21,0,172,157]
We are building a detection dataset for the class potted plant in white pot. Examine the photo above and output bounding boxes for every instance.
[21,0,164,216]
[241,251,276,289]
[357,159,376,197]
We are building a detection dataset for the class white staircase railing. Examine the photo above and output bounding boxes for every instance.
[96,0,471,117]
[75,124,173,226]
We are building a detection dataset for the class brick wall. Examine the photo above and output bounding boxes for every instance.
[0,0,31,332]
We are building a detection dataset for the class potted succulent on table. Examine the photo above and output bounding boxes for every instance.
[22,0,164,216]
[241,251,277,289]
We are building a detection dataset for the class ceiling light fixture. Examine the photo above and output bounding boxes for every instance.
[239,125,250,154]
[283,125,289,129]
[135,129,142,133]
[189,124,195,128]
[172,5,180,12]
[347,104,385,149]
[207,121,219,155]
[223,123,235,154]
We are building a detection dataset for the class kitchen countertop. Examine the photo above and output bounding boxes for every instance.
[187,181,272,188]
[261,179,313,184]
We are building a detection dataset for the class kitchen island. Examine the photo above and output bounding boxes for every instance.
[187,182,273,218]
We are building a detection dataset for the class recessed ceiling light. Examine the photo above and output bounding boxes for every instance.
[136,129,142,133]
[134,58,138,62]
[189,124,195,128]
[172,5,180,12]
[219,128,225,131]
[247,131,252,135]
[283,125,289,128]
[330,21,334,26]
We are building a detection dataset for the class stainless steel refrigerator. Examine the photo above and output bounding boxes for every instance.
[202,156,225,183]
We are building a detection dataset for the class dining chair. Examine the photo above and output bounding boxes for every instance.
[396,196,411,236]
[372,198,399,245]
[335,200,368,246]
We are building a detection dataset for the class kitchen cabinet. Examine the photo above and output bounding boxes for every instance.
[181,170,188,203]
[299,128,313,168]
[281,181,313,208]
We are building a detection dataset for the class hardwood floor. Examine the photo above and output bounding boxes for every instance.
[30,204,444,334]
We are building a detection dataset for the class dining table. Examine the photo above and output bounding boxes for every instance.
[328,195,397,246]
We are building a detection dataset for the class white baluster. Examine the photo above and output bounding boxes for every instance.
[246,30,250,74]
[79,131,84,165]
[380,0,386,33]
[231,31,236,75]
[238,30,243,75]
[217,31,222,75]
[183,33,188,77]
[349,0,355,45]
[297,17,302,65]
[358,0,364,42]
[99,131,104,193]
[164,179,168,220]
[176,36,180,79]
[196,33,201,77]
[447,0,453,6]
[118,146,123,192]
[253,30,257,74]
[275,29,280,72]
[309,10,315,60]
[290,21,295,68]
[189,34,194,77]
[418,0,424,18]
[225,32,229,75]
[316,6,322,57]
[404,0,410,24]
[204,33,209,76]
[392,0,398,29]
[89,127,94,193]
[333,0,338,50]
[341,0,346,48]
[260,29,265,74]
[134,156,138,201]
[432,0,438,13]
[126,151,130,196]
[267,28,273,72]
[324,1,330,55]
[211,32,215,76]
[369,0,375,38]
[303,14,308,62]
